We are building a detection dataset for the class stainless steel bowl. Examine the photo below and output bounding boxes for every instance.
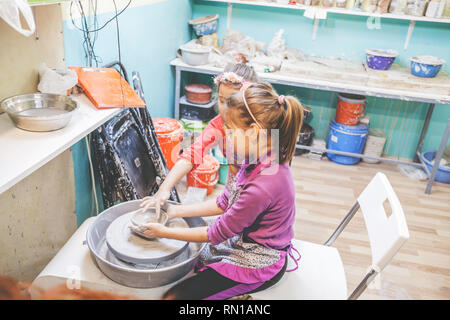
[0,93,78,132]
[86,200,207,288]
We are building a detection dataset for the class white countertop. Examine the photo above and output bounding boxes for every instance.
[0,93,121,194]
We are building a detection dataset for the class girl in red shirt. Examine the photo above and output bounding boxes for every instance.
[141,64,259,213]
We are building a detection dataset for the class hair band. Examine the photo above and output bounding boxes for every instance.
[240,84,262,129]
[214,72,245,86]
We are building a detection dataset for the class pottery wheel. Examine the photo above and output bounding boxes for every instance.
[106,213,189,265]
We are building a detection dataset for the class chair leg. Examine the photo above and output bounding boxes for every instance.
[425,118,450,194]
[324,202,360,246]
[348,268,378,300]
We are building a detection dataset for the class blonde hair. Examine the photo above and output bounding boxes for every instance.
[225,82,304,164]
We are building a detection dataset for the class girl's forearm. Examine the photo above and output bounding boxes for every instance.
[159,158,193,193]
[162,226,209,243]
[173,198,224,218]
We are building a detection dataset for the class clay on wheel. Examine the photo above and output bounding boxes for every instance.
[106,213,189,264]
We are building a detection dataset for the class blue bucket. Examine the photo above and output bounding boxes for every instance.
[420,151,450,184]
[327,120,369,165]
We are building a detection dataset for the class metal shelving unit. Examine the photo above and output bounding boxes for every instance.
[171,58,450,194]
[179,0,450,195]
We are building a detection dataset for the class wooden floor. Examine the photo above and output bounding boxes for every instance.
[178,155,450,300]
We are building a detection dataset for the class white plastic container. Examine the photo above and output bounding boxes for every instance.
[389,0,408,13]
[346,0,356,9]
[426,0,440,17]
[405,0,427,16]
[444,0,450,17]
[179,43,211,66]
[437,0,447,17]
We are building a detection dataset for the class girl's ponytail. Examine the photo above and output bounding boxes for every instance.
[279,96,304,164]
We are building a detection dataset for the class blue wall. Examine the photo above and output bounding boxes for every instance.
[63,0,193,225]
[193,0,450,159]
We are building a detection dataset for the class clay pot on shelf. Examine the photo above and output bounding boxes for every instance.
[185,84,213,105]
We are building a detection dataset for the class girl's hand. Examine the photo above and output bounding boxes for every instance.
[138,223,167,240]
[140,189,171,217]
[166,203,179,220]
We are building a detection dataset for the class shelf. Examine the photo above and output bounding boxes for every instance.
[28,0,70,6]
[171,58,450,105]
[202,0,450,23]
[180,96,217,108]
[0,93,121,194]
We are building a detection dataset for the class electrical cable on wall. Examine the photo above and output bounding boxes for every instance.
[70,0,132,67]
[70,0,132,215]
[112,0,126,109]
[70,0,132,34]
[71,0,100,67]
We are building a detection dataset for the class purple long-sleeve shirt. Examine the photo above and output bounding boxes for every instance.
[207,161,296,250]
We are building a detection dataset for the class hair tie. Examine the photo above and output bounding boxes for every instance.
[278,95,288,111]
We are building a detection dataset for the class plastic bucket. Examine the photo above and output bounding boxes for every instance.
[212,146,229,185]
[362,129,386,164]
[187,154,220,195]
[153,117,184,169]
[327,120,369,165]
[420,151,450,184]
[336,93,366,125]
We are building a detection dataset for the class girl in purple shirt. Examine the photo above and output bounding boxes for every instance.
[140,82,304,300]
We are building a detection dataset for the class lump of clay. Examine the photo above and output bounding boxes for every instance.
[130,208,168,228]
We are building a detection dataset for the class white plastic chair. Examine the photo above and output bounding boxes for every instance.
[251,172,410,300]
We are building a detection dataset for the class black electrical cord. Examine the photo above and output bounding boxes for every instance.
[88,0,101,66]
[70,0,131,67]
[72,0,132,214]
[74,0,101,67]
[90,0,99,51]
[70,0,132,34]
[112,0,122,65]
[112,0,125,108]
[71,0,128,103]
[102,61,129,83]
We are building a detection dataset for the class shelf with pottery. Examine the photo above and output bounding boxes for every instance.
[0,93,121,194]
[203,0,449,47]
[171,57,450,194]
[204,0,450,23]
[170,58,450,107]
[28,0,71,6]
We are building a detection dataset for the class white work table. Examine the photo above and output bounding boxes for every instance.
[0,93,121,194]
[170,58,450,107]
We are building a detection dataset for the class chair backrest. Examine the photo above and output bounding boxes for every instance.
[357,172,409,271]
